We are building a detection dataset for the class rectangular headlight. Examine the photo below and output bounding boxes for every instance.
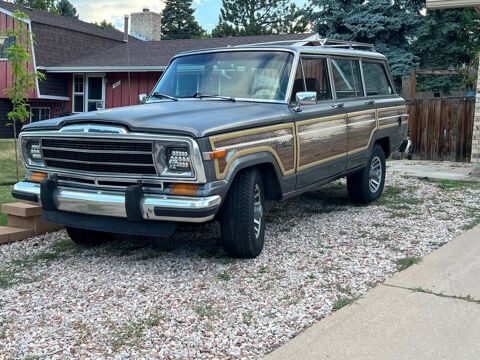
[21,138,45,167]
[167,147,192,171]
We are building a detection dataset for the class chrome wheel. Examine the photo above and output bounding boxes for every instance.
[253,184,263,239]
[369,156,382,193]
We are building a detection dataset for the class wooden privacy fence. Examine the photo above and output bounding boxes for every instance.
[407,97,475,162]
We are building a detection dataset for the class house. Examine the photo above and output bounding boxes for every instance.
[0,1,311,138]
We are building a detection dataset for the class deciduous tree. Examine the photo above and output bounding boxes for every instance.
[2,11,45,180]
[14,0,58,14]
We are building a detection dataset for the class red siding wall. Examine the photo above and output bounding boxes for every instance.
[0,10,37,99]
[106,72,162,109]
[66,72,162,113]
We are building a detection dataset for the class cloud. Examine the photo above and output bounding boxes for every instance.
[71,0,165,29]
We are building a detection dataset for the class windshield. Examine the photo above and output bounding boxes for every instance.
[152,51,294,102]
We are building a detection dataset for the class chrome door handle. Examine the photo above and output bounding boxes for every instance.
[364,100,375,105]
[331,103,344,109]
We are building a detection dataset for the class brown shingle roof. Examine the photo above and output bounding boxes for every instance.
[46,33,313,69]
[0,0,134,42]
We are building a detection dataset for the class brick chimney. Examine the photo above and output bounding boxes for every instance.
[130,7,161,41]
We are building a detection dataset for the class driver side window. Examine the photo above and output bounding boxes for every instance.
[290,57,332,104]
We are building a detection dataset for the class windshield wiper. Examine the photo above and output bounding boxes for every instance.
[192,93,237,102]
[151,92,178,101]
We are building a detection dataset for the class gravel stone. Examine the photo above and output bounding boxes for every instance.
[0,173,478,359]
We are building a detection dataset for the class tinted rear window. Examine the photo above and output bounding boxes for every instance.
[363,61,394,96]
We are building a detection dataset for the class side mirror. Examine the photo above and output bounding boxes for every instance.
[139,93,148,104]
[296,91,317,106]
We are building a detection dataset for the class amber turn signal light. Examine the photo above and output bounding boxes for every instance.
[171,183,199,196]
[203,150,227,160]
[27,171,47,183]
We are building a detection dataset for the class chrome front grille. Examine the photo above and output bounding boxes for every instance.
[41,138,157,176]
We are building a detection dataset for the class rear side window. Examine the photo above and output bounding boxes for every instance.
[331,59,364,99]
[301,58,332,101]
[363,61,394,96]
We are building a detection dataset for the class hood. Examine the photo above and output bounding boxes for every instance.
[22,100,292,138]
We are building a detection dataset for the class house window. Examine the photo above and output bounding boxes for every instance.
[73,74,85,113]
[30,107,50,122]
[0,36,15,60]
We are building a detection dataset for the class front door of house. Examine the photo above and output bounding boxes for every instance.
[86,76,105,112]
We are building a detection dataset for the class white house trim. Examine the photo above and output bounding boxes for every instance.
[37,95,70,101]
[42,66,167,73]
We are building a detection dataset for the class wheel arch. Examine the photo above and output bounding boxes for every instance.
[221,152,287,201]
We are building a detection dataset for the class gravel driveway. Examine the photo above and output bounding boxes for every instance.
[0,173,479,359]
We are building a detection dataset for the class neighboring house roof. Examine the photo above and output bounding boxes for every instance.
[43,33,313,72]
[0,0,134,42]
[0,0,139,68]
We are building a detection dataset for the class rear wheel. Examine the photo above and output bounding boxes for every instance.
[347,144,386,204]
[66,227,112,246]
[220,168,266,258]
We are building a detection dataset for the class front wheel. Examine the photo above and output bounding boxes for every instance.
[66,227,112,246]
[347,144,386,204]
[220,168,266,258]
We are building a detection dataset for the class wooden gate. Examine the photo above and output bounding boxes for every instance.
[407,97,475,162]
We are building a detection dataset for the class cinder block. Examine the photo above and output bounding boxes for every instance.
[7,215,62,235]
[0,227,35,244]
[1,202,42,217]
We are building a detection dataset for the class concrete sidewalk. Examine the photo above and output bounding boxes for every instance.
[266,225,480,360]
[387,160,480,182]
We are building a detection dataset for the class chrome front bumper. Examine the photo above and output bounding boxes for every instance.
[13,182,221,223]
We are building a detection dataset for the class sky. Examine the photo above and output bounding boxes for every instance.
[68,0,307,33]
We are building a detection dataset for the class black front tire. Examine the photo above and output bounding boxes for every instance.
[66,226,112,246]
[220,168,266,258]
[347,144,386,204]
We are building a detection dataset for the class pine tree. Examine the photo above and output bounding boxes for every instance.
[56,0,78,19]
[212,0,311,37]
[92,20,116,30]
[14,0,58,13]
[310,0,424,81]
[412,8,480,94]
[161,0,205,40]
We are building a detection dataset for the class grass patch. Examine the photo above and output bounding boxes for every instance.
[111,313,163,352]
[0,239,75,289]
[194,303,218,319]
[217,271,231,281]
[242,311,252,326]
[332,297,355,310]
[434,179,471,190]
[461,206,480,231]
[395,256,422,271]
[0,139,25,186]
[259,264,269,274]
[0,185,15,226]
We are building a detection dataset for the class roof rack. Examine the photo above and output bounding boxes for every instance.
[235,34,375,51]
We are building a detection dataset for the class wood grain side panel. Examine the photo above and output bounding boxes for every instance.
[297,117,347,168]
[210,125,296,179]
[348,112,377,151]
[378,106,408,129]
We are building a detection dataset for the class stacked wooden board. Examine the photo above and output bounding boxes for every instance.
[0,203,62,244]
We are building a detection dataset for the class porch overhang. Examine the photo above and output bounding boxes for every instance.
[426,0,480,12]
[38,66,167,74]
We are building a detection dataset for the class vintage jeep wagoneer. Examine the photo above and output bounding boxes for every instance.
[13,38,411,258]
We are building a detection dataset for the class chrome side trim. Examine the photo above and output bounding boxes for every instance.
[13,182,221,224]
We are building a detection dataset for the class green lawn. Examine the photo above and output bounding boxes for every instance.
[0,185,14,226]
[0,139,25,185]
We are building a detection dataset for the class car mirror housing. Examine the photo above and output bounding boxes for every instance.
[296,92,317,106]
[139,93,148,104]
